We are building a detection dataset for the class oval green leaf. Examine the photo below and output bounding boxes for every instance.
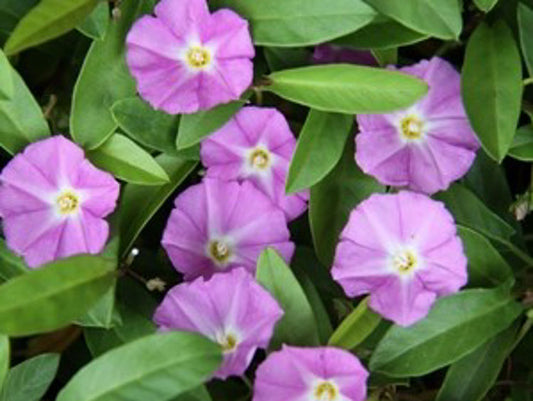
[0,335,8,389]
[436,324,518,401]
[328,297,381,350]
[334,16,428,50]
[87,133,170,186]
[57,332,222,401]
[287,110,353,194]
[310,140,384,266]
[0,239,28,282]
[256,248,320,349]
[77,1,109,41]
[119,154,197,256]
[266,65,428,114]
[369,287,523,377]
[518,3,533,76]
[0,50,12,99]
[212,0,376,47]
[0,353,60,401]
[363,0,462,40]
[474,0,499,12]
[4,0,98,55]
[509,125,533,161]
[462,20,523,162]
[0,63,50,154]
[459,226,513,287]
[0,255,115,337]
[71,0,151,149]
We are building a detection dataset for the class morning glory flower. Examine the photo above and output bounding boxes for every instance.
[126,0,254,114]
[154,267,283,379]
[161,178,294,280]
[332,191,467,326]
[253,346,369,401]
[200,106,309,221]
[355,57,480,194]
[0,136,120,268]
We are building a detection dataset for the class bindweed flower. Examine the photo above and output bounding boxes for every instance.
[332,191,467,326]
[154,268,283,379]
[313,44,376,66]
[355,57,480,194]
[126,0,254,114]
[200,106,309,221]
[0,136,120,268]
[253,345,369,401]
[161,178,294,280]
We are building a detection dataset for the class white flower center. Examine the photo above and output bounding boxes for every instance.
[391,248,420,276]
[216,332,239,353]
[56,191,80,215]
[247,146,272,171]
[314,381,339,401]
[185,46,211,69]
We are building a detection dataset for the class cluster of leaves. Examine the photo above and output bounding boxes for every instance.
[0,0,531,400]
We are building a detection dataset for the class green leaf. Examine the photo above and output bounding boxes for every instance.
[87,133,170,186]
[436,323,518,401]
[212,0,376,47]
[369,287,523,377]
[0,239,28,282]
[310,140,384,266]
[71,0,151,149]
[111,97,180,155]
[334,16,428,49]
[509,125,533,161]
[119,154,197,256]
[57,332,222,401]
[518,3,533,76]
[435,184,515,241]
[0,0,39,45]
[266,65,428,114]
[256,248,320,349]
[0,336,8,389]
[264,47,310,72]
[4,0,98,55]
[77,1,109,41]
[176,100,246,150]
[0,61,50,154]
[0,50,12,99]
[459,226,513,287]
[173,386,211,401]
[474,0,499,12]
[328,297,381,350]
[0,353,60,401]
[462,20,523,162]
[287,110,352,194]
[363,0,462,40]
[372,48,397,67]
[0,255,115,337]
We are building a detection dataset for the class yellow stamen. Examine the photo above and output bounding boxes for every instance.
[314,381,338,401]
[219,333,238,353]
[249,148,270,170]
[56,192,79,215]
[186,46,211,69]
[400,115,424,140]
[393,250,417,274]
[209,240,231,263]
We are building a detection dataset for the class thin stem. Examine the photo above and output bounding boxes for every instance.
[524,77,533,87]
[511,314,533,351]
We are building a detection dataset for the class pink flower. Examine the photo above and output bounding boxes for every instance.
[355,57,480,194]
[200,106,308,221]
[253,346,369,401]
[126,0,254,114]
[332,191,467,326]
[313,44,376,66]
[0,136,120,268]
[154,268,283,379]
[161,178,294,280]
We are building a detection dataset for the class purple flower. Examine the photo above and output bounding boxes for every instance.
[313,44,376,66]
[0,136,120,268]
[154,268,283,379]
[126,0,254,114]
[200,106,308,221]
[253,346,369,401]
[332,191,467,326]
[355,57,480,194]
[161,178,294,280]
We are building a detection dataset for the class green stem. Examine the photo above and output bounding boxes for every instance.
[511,314,533,351]
[524,77,533,87]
